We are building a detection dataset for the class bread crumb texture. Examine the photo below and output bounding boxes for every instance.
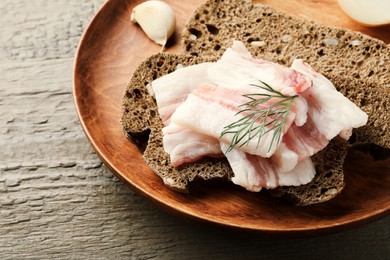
[182,0,389,85]
[332,75,390,149]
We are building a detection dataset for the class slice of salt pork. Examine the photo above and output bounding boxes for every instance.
[152,40,368,191]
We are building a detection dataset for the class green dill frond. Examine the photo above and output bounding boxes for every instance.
[220,81,297,153]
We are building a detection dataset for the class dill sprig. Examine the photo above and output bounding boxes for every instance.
[220,81,297,153]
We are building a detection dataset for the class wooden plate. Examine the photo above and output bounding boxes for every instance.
[73,0,390,235]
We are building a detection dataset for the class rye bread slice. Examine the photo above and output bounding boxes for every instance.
[121,52,386,205]
[121,53,232,193]
[182,0,389,86]
[333,75,390,150]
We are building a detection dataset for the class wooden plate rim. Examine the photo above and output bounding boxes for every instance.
[73,0,390,235]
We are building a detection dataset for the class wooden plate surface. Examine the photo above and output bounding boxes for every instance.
[73,0,390,235]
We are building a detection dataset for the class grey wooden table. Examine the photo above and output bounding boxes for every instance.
[1,0,389,259]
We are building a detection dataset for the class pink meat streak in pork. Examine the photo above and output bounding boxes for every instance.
[151,41,368,192]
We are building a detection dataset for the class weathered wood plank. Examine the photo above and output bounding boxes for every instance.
[0,0,389,259]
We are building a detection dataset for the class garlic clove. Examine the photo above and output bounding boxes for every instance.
[337,0,390,26]
[131,0,176,46]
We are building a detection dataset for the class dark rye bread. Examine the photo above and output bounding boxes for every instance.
[182,0,389,86]
[121,52,386,205]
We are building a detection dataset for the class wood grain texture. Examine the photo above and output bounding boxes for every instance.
[1,0,390,258]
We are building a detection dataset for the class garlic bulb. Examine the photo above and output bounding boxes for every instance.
[131,1,176,46]
[338,0,390,26]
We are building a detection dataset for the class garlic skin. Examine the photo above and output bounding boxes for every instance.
[131,1,176,46]
[338,0,390,26]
